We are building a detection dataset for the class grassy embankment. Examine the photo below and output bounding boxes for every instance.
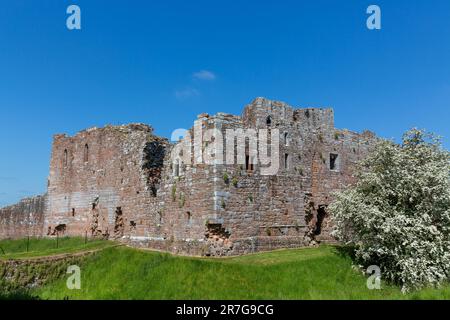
[28,244,450,300]
[0,237,114,260]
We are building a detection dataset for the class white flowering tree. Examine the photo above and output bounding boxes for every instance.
[330,129,450,292]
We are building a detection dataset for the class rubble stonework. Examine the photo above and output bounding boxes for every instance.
[0,195,46,239]
[0,98,377,256]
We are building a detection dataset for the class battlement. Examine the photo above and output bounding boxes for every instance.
[242,97,334,130]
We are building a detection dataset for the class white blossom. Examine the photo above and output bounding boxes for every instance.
[330,129,450,292]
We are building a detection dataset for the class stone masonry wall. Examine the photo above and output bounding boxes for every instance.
[195,98,377,254]
[0,195,46,239]
[0,97,378,256]
[45,124,168,241]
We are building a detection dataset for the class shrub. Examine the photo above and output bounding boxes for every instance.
[330,129,450,292]
[223,172,230,184]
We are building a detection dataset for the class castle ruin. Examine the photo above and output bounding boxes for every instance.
[0,98,377,256]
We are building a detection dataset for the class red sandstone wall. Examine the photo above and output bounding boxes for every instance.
[0,195,46,239]
[153,116,219,244]
[205,98,376,253]
[1,98,377,256]
[45,124,168,240]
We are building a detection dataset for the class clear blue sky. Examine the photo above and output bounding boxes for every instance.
[1,0,449,207]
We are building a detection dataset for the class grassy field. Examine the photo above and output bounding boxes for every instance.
[32,245,450,300]
[0,237,114,260]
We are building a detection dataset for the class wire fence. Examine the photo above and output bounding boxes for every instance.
[0,232,96,256]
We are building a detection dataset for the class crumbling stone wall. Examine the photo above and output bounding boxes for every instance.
[45,124,168,241]
[0,250,95,293]
[0,97,377,256]
[0,195,46,239]
[176,97,377,255]
[129,98,376,256]
[130,115,221,253]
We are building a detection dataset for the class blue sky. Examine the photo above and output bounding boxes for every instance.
[0,0,449,206]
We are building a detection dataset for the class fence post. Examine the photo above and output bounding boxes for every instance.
[26,236,30,252]
[56,233,59,249]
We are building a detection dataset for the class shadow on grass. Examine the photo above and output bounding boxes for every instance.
[331,245,357,260]
[0,290,40,300]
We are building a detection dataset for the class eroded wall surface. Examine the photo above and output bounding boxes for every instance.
[0,195,46,239]
[0,97,378,256]
[44,124,168,240]
[194,98,376,255]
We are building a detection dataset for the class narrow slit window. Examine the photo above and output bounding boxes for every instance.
[63,149,68,167]
[245,155,254,172]
[84,144,89,163]
[157,211,163,225]
[284,154,289,170]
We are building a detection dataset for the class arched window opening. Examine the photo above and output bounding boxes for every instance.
[266,115,272,126]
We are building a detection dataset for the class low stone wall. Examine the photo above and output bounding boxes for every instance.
[123,237,207,256]
[231,236,309,255]
[0,195,46,239]
[0,250,95,294]
[124,235,309,257]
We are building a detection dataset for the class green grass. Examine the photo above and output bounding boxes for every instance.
[0,237,115,260]
[33,245,450,300]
